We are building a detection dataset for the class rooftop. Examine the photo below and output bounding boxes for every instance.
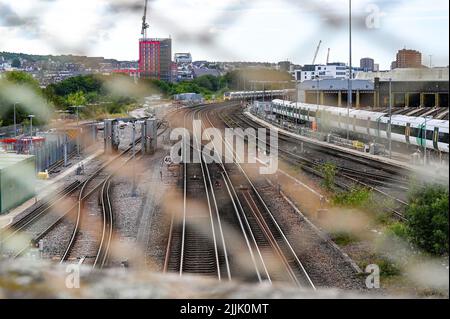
[299,78,374,91]
[355,67,449,82]
[0,154,35,170]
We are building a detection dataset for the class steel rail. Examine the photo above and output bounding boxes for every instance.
[221,112,408,219]
[60,136,143,264]
[192,108,223,280]
[204,108,316,289]
[199,105,273,283]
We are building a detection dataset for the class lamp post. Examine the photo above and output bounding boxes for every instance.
[388,78,392,158]
[131,121,137,197]
[28,115,35,153]
[13,102,19,137]
[316,75,320,132]
[70,105,85,156]
[347,0,352,140]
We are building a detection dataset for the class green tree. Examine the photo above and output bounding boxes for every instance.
[0,71,46,126]
[405,184,449,255]
[4,71,40,90]
[11,58,21,68]
[67,91,86,106]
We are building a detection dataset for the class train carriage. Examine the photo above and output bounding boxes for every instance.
[270,99,449,154]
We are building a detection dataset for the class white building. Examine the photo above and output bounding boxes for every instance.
[299,63,360,82]
[174,53,192,64]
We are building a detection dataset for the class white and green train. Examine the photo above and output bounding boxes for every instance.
[271,99,449,154]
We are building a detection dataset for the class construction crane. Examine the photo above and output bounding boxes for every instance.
[326,48,330,64]
[141,0,149,38]
[312,40,322,65]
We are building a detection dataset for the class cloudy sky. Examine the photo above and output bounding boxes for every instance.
[0,0,448,69]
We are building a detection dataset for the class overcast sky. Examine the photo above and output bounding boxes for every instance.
[0,0,448,69]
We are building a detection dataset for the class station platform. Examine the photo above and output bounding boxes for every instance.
[0,149,103,229]
[244,111,417,171]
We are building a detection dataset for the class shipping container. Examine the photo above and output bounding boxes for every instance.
[0,154,36,214]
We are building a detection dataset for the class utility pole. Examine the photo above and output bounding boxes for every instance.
[316,75,320,132]
[13,102,19,137]
[347,0,352,140]
[70,105,85,157]
[28,114,35,153]
[131,121,137,197]
[141,0,149,38]
[388,78,392,158]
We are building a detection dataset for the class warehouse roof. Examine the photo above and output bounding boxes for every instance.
[355,67,449,82]
[0,154,35,170]
[299,78,374,91]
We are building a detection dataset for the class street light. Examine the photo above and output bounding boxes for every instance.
[13,102,20,137]
[28,115,35,153]
[388,78,392,158]
[347,0,352,140]
[70,105,85,156]
[315,75,320,132]
[131,120,137,197]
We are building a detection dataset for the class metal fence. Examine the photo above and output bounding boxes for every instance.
[31,135,77,172]
[0,124,25,138]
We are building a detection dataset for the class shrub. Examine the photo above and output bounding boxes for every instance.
[331,231,358,246]
[332,187,372,208]
[376,257,401,277]
[319,162,336,191]
[405,184,449,255]
[386,222,408,240]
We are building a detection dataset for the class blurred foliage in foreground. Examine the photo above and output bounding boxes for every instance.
[333,183,448,256]
[0,71,52,126]
[403,184,449,255]
[1,68,292,125]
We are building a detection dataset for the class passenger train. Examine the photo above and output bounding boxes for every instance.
[224,90,294,101]
[270,99,449,154]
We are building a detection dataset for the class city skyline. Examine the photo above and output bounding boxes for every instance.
[0,0,449,69]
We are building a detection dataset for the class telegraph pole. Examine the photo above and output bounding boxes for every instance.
[131,121,137,197]
[388,78,392,159]
[13,102,19,137]
[347,0,352,140]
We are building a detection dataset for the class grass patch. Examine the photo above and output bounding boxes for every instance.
[332,187,372,209]
[386,222,409,240]
[331,231,359,246]
[361,256,401,278]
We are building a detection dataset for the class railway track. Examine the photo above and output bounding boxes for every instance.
[163,103,315,287]
[0,132,143,263]
[1,116,171,264]
[203,107,316,288]
[233,112,410,184]
[164,108,227,279]
[60,137,142,267]
[0,181,83,258]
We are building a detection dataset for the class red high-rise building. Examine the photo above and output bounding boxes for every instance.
[139,38,172,81]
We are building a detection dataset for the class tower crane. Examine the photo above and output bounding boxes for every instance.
[326,48,330,64]
[312,40,322,65]
[141,0,149,38]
